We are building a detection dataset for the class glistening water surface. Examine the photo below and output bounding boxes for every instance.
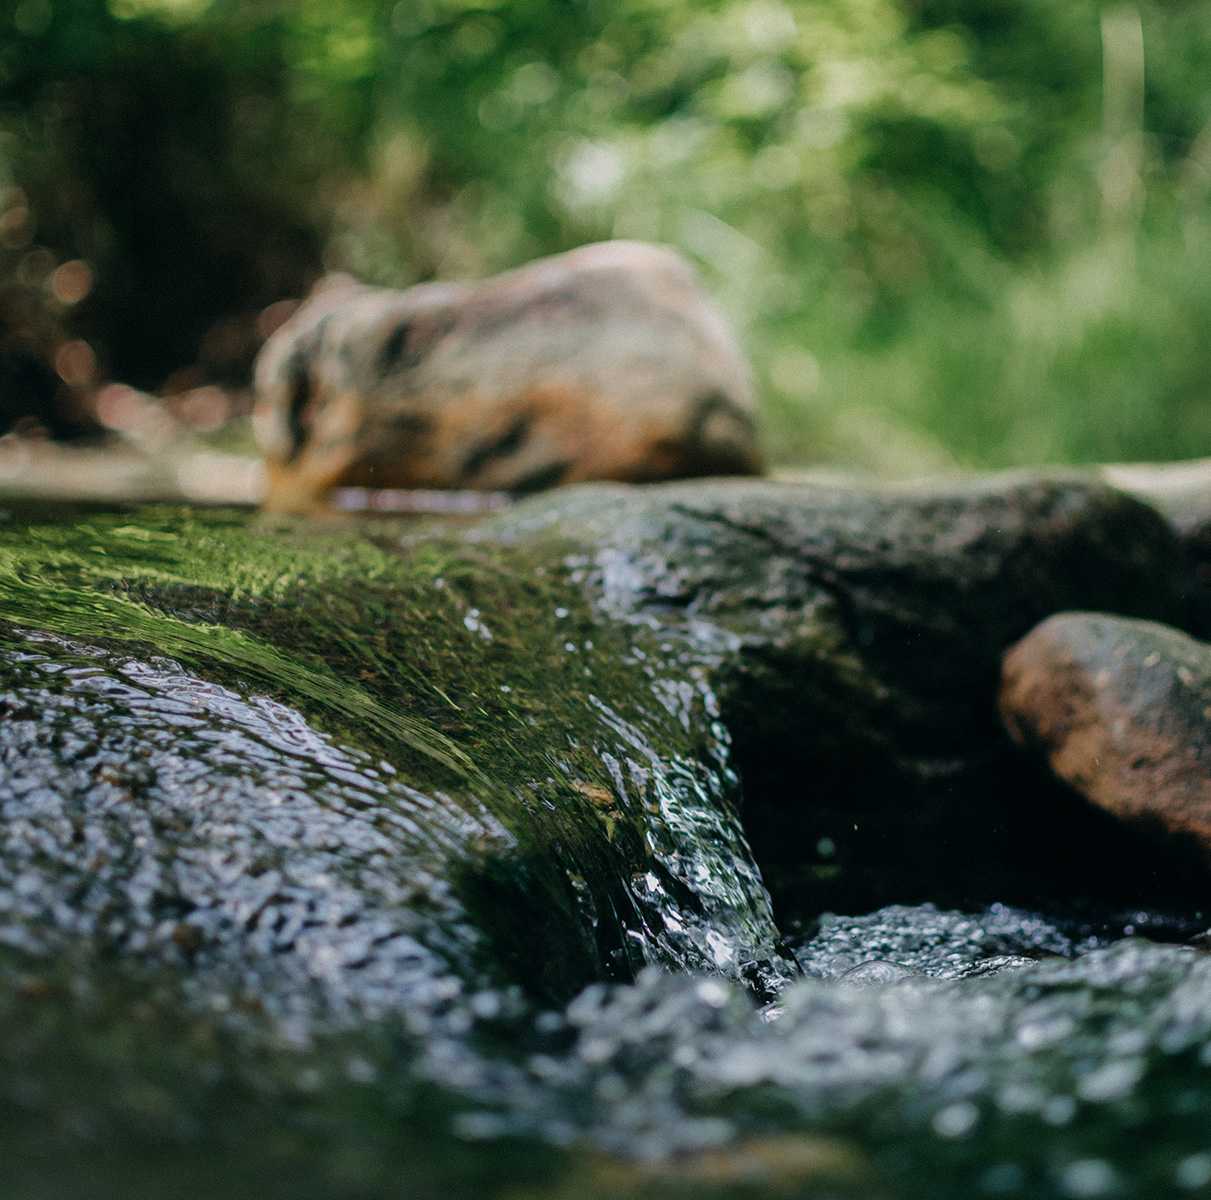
[1,493,1210,1198]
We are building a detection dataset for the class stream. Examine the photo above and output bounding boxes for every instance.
[2,478,1211,1198]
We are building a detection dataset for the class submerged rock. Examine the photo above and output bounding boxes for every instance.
[1001,611,1211,859]
[0,472,1206,1197]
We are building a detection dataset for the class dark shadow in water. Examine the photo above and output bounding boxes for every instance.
[737,736,1211,950]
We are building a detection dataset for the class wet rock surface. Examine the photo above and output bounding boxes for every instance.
[501,474,1193,918]
[1001,611,1211,860]
[0,474,1209,1197]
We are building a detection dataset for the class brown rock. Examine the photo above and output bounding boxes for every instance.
[252,241,762,513]
[999,612,1211,855]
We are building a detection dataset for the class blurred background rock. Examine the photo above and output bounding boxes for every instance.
[2,0,1211,499]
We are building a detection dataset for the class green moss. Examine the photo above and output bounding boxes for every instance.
[0,500,791,999]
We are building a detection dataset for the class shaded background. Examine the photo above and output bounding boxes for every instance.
[3,0,1211,478]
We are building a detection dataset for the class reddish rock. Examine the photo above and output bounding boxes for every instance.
[252,241,762,513]
[999,612,1211,855]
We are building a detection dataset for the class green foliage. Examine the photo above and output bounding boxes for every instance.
[0,0,336,389]
[3,0,1211,468]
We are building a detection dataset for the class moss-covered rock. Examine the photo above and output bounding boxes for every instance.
[489,474,1191,916]
[0,473,1186,993]
[0,472,1200,1198]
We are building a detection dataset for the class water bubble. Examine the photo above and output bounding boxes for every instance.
[463,610,492,640]
[1077,1058,1143,1103]
[981,1163,1026,1193]
[694,980,730,1009]
[578,1037,614,1066]
[1017,1014,1077,1050]
[346,1057,376,1084]
[1042,1095,1077,1126]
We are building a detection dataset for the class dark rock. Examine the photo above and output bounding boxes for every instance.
[504,473,1188,916]
[1000,611,1211,859]
[253,242,762,513]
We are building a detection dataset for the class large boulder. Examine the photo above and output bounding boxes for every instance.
[252,242,762,513]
